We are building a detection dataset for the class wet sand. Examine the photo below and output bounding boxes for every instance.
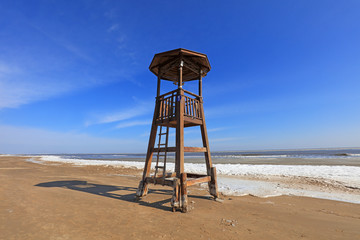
[1,156,359,240]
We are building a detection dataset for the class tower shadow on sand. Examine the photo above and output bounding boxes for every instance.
[35,180,210,212]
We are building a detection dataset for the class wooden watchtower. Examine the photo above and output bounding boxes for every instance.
[136,48,219,212]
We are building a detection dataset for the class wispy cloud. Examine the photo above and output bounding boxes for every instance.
[208,127,227,132]
[211,137,241,143]
[85,99,153,127]
[116,120,151,129]
[107,24,119,32]
[0,62,74,109]
[59,41,93,62]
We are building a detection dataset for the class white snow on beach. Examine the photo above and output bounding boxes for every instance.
[35,155,360,204]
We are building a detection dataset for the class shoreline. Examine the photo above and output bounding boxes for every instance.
[1,156,359,239]
[23,155,360,204]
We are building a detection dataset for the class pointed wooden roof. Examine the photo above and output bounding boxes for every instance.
[149,48,211,82]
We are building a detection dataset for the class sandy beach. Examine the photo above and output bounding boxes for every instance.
[1,156,359,240]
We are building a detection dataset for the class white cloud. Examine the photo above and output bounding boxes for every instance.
[0,62,74,109]
[85,100,153,126]
[116,120,150,129]
[207,127,227,132]
[107,24,119,32]
[0,125,144,154]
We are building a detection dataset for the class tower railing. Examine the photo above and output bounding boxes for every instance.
[157,90,202,121]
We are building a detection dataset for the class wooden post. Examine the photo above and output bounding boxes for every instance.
[171,178,180,212]
[175,61,184,178]
[178,60,183,88]
[209,167,219,198]
[180,172,188,212]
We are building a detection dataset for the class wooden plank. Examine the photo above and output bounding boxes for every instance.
[182,57,201,75]
[184,147,206,152]
[156,172,176,178]
[151,56,178,73]
[183,116,202,124]
[145,177,175,187]
[187,176,211,187]
[161,58,181,75]
[158,89,177,99]
[153,147,207,153]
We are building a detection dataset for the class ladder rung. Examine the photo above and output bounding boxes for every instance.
[159,133,167,135]
[158,143,167,146]
[155,166,164,169]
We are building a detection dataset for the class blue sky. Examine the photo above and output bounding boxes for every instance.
[1,0,360,154]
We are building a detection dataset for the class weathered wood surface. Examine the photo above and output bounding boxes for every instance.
[209,167,219,198]
[145,177,175,187]
[155,116,202,128]
[187,176,211,187]
[175,87,184,177]
[180,173,188,213]
[153,146,207,153]
[149,48,211,82]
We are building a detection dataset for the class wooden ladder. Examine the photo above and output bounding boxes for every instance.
[154,125,169,181]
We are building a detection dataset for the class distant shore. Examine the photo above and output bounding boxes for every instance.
[1,155,359,239]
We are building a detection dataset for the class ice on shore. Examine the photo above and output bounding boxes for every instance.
[36,155,360,204]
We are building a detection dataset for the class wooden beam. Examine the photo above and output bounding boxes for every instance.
[183,89,200,99]
[182,57,200,74]
[161,58,180,75]
[145,177,175,187]
[187,176,211,187]
[150,56,178,72]
[155,172,177,178]
[153,147,207,152]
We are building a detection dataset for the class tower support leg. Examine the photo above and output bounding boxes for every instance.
[180,173,188,212]
[136,101,159,199]
[171,178,180,211]
[209,167,219,198]
[199,102,219,199]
